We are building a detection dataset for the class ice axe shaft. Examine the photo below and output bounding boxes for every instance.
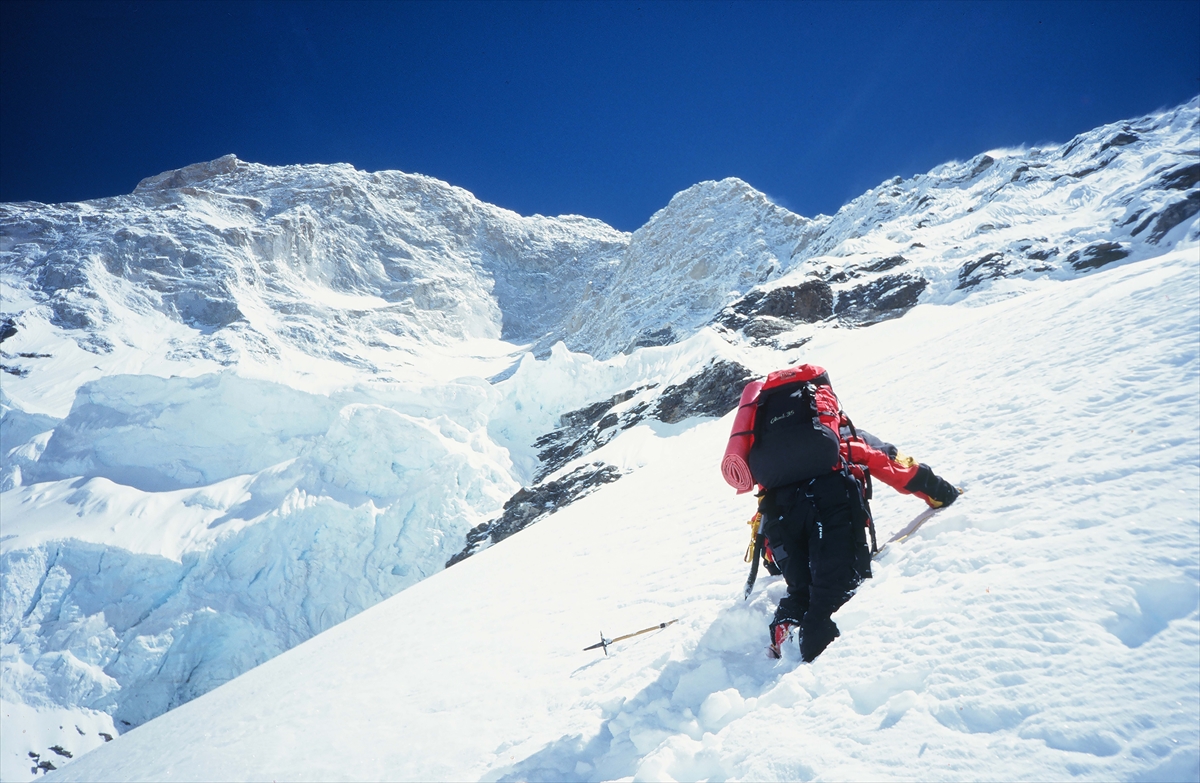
[583,619,679,655]
[744,512,766,599]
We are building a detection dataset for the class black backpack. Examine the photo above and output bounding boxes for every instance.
[746,374,843,489]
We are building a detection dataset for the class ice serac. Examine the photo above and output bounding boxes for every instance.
[1,97,1198,779]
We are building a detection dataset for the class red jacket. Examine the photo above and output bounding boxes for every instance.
[840,423,938,506]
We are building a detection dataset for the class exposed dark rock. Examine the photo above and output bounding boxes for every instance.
[448,358,756,567]
[968,155,995,179]
[446,462,624,567]
[651,359,756,424]
[0,316,16,343]
[535,358,754,481]
[78,334,116,355]
[1159,162,1200,191]
[752,281,834,322]
[168,290,244,332]
[534,387,647,481]
[1099,131,1139,153]
[1122,209,1148,227]
[1054,148,1121,181]
[835,274,928,323]
[628,327,674,351]
[48,299,99,333]
[135,154,247,192]
[864,256,908,273]
[726,291,765,318]
[1008,162,1048,184]
[1148,192,1200,243]
[560,393,634,432]
[36,257,89,290]
[99,733,114,742]
[1067,242,1130,270]
[1064,162,1104,180]
[957,252,1010,289]
[1025,246,1058,261]
[1130,212,1156,237]
[1060,136,1085,158]
[49,746,72,758]
[1,364,29,377]
[778,335,812,351]
[716,280,833,340]
[741,316,792,340]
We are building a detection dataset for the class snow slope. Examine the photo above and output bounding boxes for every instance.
[1,98,1198,780]
[41,245,1200,783]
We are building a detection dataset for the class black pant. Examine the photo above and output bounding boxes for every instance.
[763,471,870,661]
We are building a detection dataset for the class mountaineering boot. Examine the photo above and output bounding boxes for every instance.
[768,620,796,659]
[799,614,840,662]
[768,600,804,658]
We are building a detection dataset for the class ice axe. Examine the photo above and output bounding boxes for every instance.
[743,511,765,599]
[583,619,679,655]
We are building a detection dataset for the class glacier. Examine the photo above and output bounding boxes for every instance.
[0,98,1197,780]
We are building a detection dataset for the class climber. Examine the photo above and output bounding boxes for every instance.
[723,364,959,661]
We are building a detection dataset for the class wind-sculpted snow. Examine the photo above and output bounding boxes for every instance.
[1,98,1198,779]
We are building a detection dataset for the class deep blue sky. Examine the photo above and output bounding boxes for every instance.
[2,1,1198,231]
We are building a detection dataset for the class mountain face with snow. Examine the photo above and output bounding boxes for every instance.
[1,99,1198,780]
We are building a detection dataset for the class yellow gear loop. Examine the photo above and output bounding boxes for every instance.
[744,511,762,563]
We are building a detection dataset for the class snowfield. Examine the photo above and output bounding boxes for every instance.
[1,99,1197,781]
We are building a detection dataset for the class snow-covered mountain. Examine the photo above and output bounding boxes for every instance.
[1,98,1197,781]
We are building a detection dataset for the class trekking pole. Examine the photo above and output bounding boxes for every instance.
[743,512,765,599]
[583,619,679,655]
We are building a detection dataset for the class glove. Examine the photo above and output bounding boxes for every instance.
[905,463,961,508]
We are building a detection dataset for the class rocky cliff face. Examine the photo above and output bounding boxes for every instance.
[1,155,629,375]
